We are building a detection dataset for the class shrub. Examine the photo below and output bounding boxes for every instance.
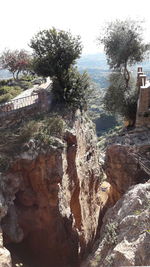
[0,79,12,86]
[37,116,64,139]
[18,120,40,144]
[104,222,118,245]
[0,85,22,103]
[17,116,64,146]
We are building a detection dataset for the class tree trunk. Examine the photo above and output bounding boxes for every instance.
[12,72,16,80]
[16,70,20,80]
[124,63,130,88]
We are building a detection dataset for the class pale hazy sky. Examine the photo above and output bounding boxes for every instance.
[1,0,150,55]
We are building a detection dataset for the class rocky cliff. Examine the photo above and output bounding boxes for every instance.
[0,111,105,267]
[81,182,150,267]
[81,128,150,267]
[1,113,150,267]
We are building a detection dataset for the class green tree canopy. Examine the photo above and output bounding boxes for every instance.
[30,28,82,78]
[30,28,89,107]
[98,19,150,125]
[99,19,149,87]
[103,72,138,123]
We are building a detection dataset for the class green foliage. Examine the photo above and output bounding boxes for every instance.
[104,222,118,245]
[99,19,148,70]
[0,114,65,167]
[0,79,13,86]
[99,19,149,124]
[18,80,32,90]
[0,85,22,103]
[18,120,40,144]
[30,28,88,107]
[52,67,90,107]
[14,115,64,149]
[0,75,35,104]
[36,116,64,144]
[20,74,35,82]
[30,28,82,77]
[103,72,138,122]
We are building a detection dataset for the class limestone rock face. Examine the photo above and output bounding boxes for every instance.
[81,182,150,267]
[105,130,150,200]
[0,228,12,267]
[0,193,11,266]
[0,112,102,267]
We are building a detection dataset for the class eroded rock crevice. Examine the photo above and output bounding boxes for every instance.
[0,113,104,267]
[2,114,149,267]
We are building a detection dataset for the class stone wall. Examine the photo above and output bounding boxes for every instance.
[136,67,150,127]
[0,90,52,126]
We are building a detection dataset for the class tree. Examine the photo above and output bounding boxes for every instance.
[0,49,31,80]
[30,28,82,77]
[30,28,89,106]
[99,19,149,87]
[98,19,150,124]
[52,66,90,107]
[103,72,138,124]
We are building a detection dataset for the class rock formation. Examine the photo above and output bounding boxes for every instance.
[81,182,150,267]
[0,112,150,267]
[0,111,104,267]
[81,128,150,267]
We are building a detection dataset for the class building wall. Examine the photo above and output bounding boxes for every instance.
[136,69,150,127]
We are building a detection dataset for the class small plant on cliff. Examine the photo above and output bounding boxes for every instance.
[18,120,40,143]
[30,28,90,108]
[104,221,118,245]
[36,116,64,144]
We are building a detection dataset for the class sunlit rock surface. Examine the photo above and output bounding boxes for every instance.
[81,182,150,267]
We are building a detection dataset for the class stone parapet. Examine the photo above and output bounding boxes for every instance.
[136,68,150,127]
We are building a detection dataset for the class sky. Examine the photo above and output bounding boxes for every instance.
[1,0,150,55]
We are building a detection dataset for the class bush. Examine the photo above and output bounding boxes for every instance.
[0,79,12,86]
[18,80,32,90]
[36,117,64,141]
[17,116,64,146]
[18,120,40,143]
[0,85,22,103]
[104,222,118,245]
[20,74,35,81]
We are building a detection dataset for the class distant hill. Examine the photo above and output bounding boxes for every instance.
[77,53,109,70]
[78,53,150,88]
[78,53,150,72]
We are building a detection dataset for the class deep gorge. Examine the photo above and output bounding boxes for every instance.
[0,111,150,267]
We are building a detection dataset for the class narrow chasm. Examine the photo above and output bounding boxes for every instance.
[0,111,106,267]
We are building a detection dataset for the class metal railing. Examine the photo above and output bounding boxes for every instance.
[0,94,39,114]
